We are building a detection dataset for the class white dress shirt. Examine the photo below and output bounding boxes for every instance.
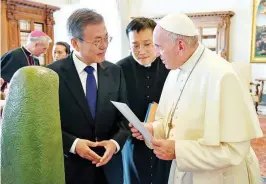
[70,53,120,154]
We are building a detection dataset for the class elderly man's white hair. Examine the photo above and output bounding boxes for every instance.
[26,34,52,45]
[159,12,199,46]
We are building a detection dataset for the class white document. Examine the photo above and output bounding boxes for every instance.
[111,101,153,144]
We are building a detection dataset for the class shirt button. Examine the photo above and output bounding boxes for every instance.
[146,95,150,98]
[146,76,150,79]
[147,85,150,88]
[150,157,153,160]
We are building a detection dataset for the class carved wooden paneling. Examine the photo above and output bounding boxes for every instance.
[8,20,19,49]
[1,0,59,65]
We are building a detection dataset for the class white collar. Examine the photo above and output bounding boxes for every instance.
[136,57,157,67]
[179,43,204,72]
[142,63,151,67]
[72,53,97,74]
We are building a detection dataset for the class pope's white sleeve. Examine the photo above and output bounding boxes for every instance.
[174,140,250,172]
[152,120,166,139]
[145,119,165,149]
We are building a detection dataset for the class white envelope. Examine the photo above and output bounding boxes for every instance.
[111,101,153,145]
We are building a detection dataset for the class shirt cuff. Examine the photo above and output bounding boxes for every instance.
[70,138,79,154]
[110,139,120,153]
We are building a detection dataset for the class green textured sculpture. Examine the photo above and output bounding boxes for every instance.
[1,66,65,184]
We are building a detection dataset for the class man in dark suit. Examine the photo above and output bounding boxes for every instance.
[117,18,171,184]
[1,31,51,82]
[47,9,129,184]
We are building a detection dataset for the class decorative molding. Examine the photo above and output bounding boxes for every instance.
[6,0,59,11]
[186,11,234,18]
[6,0,59,21]
[6,1,16,20]
[46,9,55,26]
[131,11,235,21]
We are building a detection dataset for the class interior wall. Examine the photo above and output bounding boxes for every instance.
[129,0,266,90]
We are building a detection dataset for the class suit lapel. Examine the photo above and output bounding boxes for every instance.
[60,55,93,124]
[19,47,40,66]
[18,48,29,66]
[95,62,109,121]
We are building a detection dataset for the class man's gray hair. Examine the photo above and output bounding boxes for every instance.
[165,30,198,47]
[67,8,104,39]
[26,35,52,45]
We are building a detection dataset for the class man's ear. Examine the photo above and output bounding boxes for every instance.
[177,40,185,51]
[71,38,79,52]
[34,42,39,48]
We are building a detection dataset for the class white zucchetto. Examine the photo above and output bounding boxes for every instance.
[159,13,198,36]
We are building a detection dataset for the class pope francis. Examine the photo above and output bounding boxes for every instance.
[130,13,263,184]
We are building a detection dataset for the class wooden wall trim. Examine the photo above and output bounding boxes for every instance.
[6,0,59,23]
[131,11,235,20]
[6,0,59,11]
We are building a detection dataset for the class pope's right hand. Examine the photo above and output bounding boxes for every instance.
[129,123,153,140]
[75,139,101,163]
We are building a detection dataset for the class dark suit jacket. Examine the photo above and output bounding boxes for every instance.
[1,47,40,82]
[47,54,129,184]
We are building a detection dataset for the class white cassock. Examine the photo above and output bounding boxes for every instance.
[147,43,263,184]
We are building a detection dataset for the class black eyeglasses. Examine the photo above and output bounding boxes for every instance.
[78,36,113,48]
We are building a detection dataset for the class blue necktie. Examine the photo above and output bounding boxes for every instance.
[84,66,97,119]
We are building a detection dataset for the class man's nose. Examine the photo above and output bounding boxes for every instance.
[99,41,108,50]
[138,49,147,55]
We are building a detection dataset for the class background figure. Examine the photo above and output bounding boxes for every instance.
[53,41,71,61]
[47,8,129,184]
[0,77,8,119]
[1,31,51,82]
[0,77,8,99]
[117,18,171,184]
[130,13,263,184]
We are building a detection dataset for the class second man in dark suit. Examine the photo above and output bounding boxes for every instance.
[117,18,171,184]
[48,9,129,184]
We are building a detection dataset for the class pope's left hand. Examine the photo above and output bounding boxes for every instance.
[94,140,117,167]
[151,138,175,160]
